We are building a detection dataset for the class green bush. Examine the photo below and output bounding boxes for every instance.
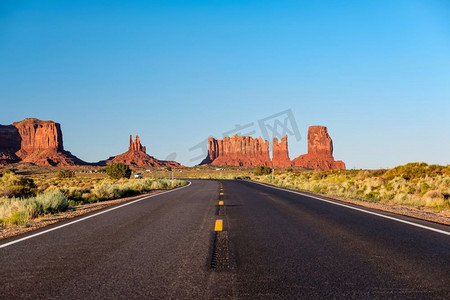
[254,166,272,176]
[106,163,132,179]
[38,189,69,213]
[57,169,75,179]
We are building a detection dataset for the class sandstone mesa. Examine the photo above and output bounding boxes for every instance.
[0,118,85,166]
[201,135,271,167]
[0,118,181,168]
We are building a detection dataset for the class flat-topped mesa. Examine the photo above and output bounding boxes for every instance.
[108,135,181,168]
[272,135,291,167]
[200,135,271,167]
[13,118,64,158]
[0,118,86,166]
[291,126,345,170]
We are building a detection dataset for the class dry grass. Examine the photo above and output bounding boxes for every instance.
[253,163,450,212]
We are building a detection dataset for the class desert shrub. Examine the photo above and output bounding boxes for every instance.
[57,169,75,179]
[364,192,380,202]
[106,163,131,179]
[254,166,271,176]
[2,168,16,176]
[9,210,29,226]
[312,185,322,193]
[0,172,36,198]
[37,189,69,214]
[0,189,68,226]
[93,181,122,200]
[234,176,251,180]
[371,169,387,177]
[423,190,443,200]
[68,200,84,207]
[383,162,443,180]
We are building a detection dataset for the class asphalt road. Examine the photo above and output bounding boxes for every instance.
[1,179,449,299]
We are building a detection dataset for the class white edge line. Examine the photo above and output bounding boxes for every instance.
[249,180,450,236]
[0,181,192,249]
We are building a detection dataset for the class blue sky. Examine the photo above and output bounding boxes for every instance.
[1,0,449,168]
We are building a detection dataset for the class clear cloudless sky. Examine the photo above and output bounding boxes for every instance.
[1,0,449,168]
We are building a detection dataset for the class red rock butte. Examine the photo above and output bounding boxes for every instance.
[0,118,86,166]
[107,135,181,168]
[201,126,345,170]
[201,135,271,167]
[291,126,345,170]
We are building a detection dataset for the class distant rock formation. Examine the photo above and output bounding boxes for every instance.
[272,135,291,167]
[0,118,86,166]
[201,126,345,170]
[291,126,345,170]
[0,125,21,165]
[200,135,271,167]
[107,135,181,168]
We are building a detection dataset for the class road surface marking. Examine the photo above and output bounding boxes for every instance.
[0,181,192,249]
[215,219,223,231]
[250,181,450,236]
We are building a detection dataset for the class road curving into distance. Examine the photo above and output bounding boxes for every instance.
[1,179,449,299]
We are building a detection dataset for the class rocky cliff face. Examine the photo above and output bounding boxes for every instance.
[291,126,345,170]
[107,135,181,168]
[0,118,85,166]
[200,135,271,167]
[272,135,291,167]
[13,118,64,159]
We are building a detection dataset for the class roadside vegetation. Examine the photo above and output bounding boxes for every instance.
[0,167,186,227]
[2,162,449,228]
[253,163,450,212]
[106,163,132,179]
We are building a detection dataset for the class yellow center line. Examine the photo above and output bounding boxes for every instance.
[214,219,223,231]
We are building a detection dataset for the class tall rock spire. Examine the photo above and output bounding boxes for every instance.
[272,135,291,167]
